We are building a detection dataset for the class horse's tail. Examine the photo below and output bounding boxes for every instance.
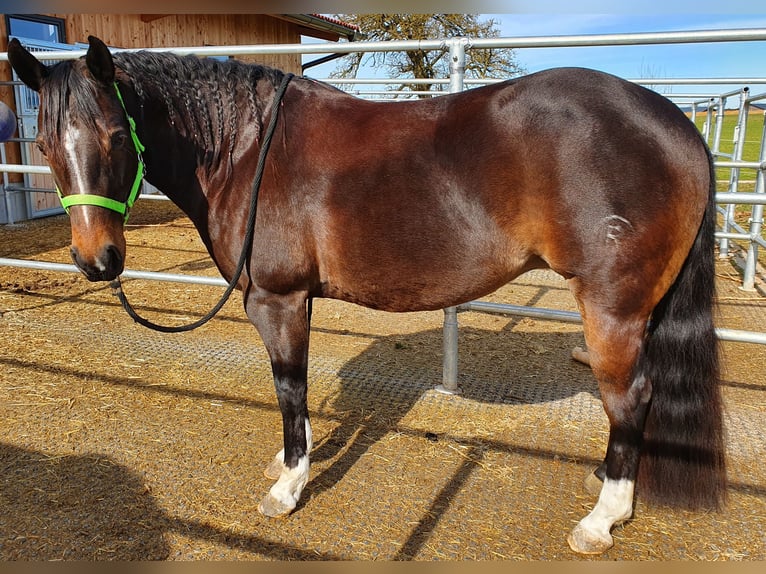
[635,147,727,509]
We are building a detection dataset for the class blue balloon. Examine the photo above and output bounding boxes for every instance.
[0,101,18,142]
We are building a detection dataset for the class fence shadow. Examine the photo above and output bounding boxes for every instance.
[304,323,600,503]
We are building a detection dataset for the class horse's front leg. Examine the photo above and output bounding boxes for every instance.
[246,288,313,517]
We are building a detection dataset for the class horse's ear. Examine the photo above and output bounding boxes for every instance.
[7,38,48,92]
[85,35,115,86]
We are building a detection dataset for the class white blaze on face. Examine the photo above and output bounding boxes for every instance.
[63,121,109,271]
[63,123,88,196]
[62,123,100,231]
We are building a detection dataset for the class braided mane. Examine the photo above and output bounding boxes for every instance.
[113,51,285,172]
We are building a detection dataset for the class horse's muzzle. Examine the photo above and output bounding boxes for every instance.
[70,244,124,282]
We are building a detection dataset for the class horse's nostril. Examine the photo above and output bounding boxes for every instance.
[70,245,87,271]
[103,244,124,278]
[106,244,123,267]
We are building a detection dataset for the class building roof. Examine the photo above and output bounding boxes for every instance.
[278,14,359,42]
[310,15,359,32]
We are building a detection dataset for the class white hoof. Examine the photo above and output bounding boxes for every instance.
[258,493,295,518]
[567,523,614,554]
[571,346,591,366]
[260,422,312,518]
[570,477,634,554]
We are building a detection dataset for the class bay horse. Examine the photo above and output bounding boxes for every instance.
[8,36,726,554]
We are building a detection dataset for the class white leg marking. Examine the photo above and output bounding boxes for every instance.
[568,478,634,554]
[267,453,310,511]
[305,418,313,452]
[260,419,313,516]
[263,447,286,480]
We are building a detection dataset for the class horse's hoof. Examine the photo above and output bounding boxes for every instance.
[264,457,284,480]
[571,346,591,366]
[584,469,604,496]
[258,493,295,518]
[566,524,613,555]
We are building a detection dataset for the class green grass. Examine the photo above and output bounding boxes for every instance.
[693,111,764,191]
[694,110,766,268]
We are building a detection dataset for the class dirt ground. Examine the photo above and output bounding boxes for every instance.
[0,200,764,561]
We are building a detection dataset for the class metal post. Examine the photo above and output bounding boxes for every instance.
[447,37,468,93]
[437,38,468,395]
[742,110,766,291]
[719,88,750,258]
[438,306,461,394]
[0,144,14,225]
[711,95,726,156]
[702,99,715,142]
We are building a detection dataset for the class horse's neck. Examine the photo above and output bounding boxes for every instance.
[138,108,205,219]
[135,82,258,217]
[131,71,278,250]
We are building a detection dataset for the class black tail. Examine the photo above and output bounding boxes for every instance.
[635,149,726,509]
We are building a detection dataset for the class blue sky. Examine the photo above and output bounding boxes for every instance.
[303,12,766,101]
[494,14,766,80]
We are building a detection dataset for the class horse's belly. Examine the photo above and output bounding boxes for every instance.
[320,250,542,313]
[315,197,543,312]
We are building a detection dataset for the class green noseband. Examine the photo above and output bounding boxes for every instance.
[56,82,146,223]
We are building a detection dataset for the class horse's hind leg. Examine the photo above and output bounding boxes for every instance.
[245,289,313,517]
[569,344,613,496]
[566,302,651,554]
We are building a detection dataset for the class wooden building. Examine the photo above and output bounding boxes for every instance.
[0,13,358,223]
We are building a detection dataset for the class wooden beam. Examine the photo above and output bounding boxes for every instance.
[295,24,339,42]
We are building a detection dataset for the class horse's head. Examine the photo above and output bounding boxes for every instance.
[8,36,144,282]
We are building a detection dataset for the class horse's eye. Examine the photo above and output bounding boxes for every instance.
[110,131,129,150]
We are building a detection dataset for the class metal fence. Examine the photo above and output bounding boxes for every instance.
[2,28,766,391]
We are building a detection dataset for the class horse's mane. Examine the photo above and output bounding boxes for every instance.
[113,51,285,171]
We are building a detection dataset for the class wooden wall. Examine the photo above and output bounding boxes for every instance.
[52,14,302,71]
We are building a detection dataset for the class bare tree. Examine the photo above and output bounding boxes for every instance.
[332,14,525,97]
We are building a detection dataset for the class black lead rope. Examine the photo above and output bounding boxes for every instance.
[110,73,294,333]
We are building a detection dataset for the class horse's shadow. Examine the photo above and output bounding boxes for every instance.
[0,443,170,560]
[301,313,602,511]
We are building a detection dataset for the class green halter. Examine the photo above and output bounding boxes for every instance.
[56,82,145,222]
